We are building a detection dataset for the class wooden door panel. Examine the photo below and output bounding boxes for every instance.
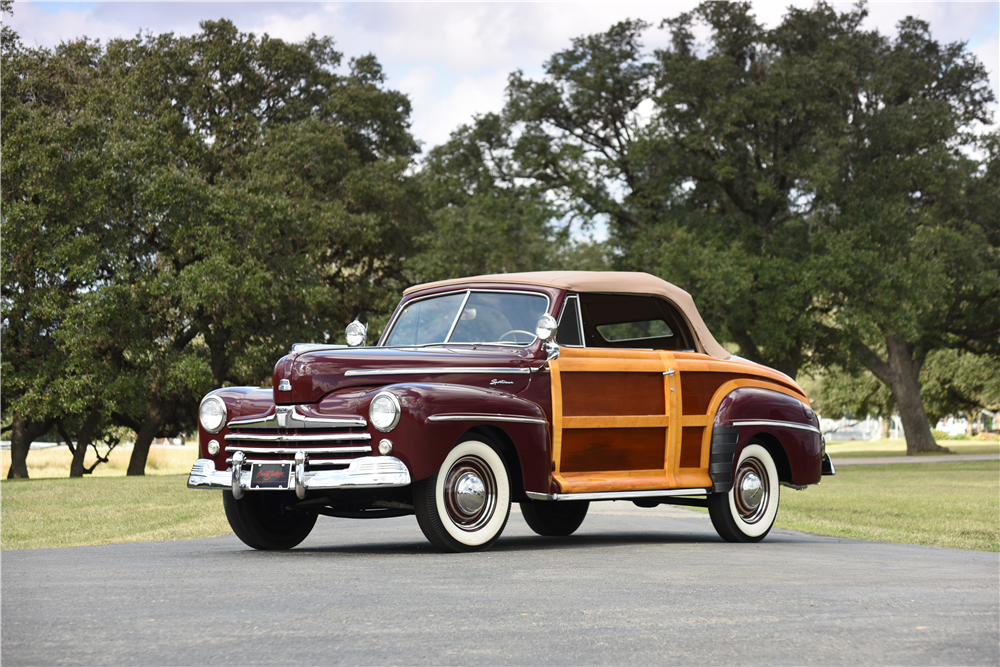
[561,428,666,472]
[550,348,685,492]
[562,372,665,416]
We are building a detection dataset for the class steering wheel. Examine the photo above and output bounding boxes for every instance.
[498,330,536,343]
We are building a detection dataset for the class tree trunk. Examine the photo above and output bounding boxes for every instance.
[880,416,891,440]
[64,409,103,478]
[854,333,948,455]
[964,411,976,438]
[127,395,163,476]
[6,413,53,479]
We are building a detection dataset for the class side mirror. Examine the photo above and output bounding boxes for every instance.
[345,319,367,347]
[535,314,560,362]
[535,314,558,342]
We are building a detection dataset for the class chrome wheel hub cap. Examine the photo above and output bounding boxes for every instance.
[739,472,763,511]
[444,455,498,532]
[454,472,486,514]
[733,457,769,524]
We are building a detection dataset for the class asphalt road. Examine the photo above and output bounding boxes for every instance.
[3,504,997,666]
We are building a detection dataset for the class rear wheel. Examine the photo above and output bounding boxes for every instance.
[520,500,589,536]
[223,491,317,550]
[414,437,511,552]
[708,443,780,543]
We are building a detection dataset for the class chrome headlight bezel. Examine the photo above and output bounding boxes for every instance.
[199,395,228,434]
[369,392,401,432]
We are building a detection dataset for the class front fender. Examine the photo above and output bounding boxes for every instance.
[367,383,550,494]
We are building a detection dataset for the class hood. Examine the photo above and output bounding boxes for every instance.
[273,345,540,404]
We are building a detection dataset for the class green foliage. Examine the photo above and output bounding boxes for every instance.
[442,1,997,455]
[1,16,424,475]
[811,366,896,422]
[922,350,1000,427]
[412,111,608,284]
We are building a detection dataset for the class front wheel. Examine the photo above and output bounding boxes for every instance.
[520,500,589,536]
[414,437,511,552]
[223,490,317,550]
[707,443,780,543]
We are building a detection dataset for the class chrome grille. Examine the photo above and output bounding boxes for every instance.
[225,408,371,468]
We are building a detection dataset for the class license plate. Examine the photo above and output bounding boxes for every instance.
[250,463,291,489]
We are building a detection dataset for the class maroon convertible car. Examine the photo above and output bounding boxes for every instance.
[189,271,834,551]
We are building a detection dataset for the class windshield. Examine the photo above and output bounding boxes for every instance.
[383,290,549,347]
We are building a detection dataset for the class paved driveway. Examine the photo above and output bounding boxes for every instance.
[2,504,997,666]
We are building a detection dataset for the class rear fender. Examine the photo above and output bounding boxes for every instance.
[711,386,822,488]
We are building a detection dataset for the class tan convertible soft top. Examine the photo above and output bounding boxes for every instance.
[404,271,730,360]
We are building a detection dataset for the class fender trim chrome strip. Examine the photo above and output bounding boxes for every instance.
[344,367,531,377]
[428,414,548,425]
[526,488,711,502]
[732,419,821,434]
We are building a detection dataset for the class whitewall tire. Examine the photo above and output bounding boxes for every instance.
[708,443,780,543]
[414,437,511,552]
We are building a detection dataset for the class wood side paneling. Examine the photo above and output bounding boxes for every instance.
[680,426,704,468]
[562,372,664,416]
[681,372,757,414]
[560,428,665,472]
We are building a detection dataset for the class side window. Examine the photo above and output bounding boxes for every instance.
[556,295,583,346]
[578,294,694,350]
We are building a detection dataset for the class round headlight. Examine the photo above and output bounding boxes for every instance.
[369,392,401,432]
[345,319,367,347]
[199,395,227,434]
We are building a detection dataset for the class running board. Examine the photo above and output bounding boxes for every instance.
[526,487,711,502]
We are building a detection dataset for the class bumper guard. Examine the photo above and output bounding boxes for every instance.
[188,455,412,498]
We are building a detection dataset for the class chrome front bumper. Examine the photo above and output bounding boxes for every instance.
[187,456,411,499]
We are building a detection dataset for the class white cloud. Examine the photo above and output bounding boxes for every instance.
[7,0,997,151]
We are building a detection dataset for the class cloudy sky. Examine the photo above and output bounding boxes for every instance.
[6,1,999,154]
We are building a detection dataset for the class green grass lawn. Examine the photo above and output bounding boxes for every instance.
[776,460,999,552]
[2,461,997,552]
[825,437,999,458]
[1,475,230,550]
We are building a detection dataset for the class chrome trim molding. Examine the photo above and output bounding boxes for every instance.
[188,456,411,492]
[732,419,821,435]
[227,415,272,427]
[345,367,531,377]
[291,408,367,428]
[228,410,367,430]
[224,433,371,443]
[291,343,349,353]
[525,487,711,502]
[224,445,372,455]
[428,414,548,425]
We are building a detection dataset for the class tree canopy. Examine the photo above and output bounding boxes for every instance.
[3,1,997,474]
[2,15,424,476]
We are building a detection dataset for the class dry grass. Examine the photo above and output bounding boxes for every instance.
[826,437,1000,458]
[1,444,199,478]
